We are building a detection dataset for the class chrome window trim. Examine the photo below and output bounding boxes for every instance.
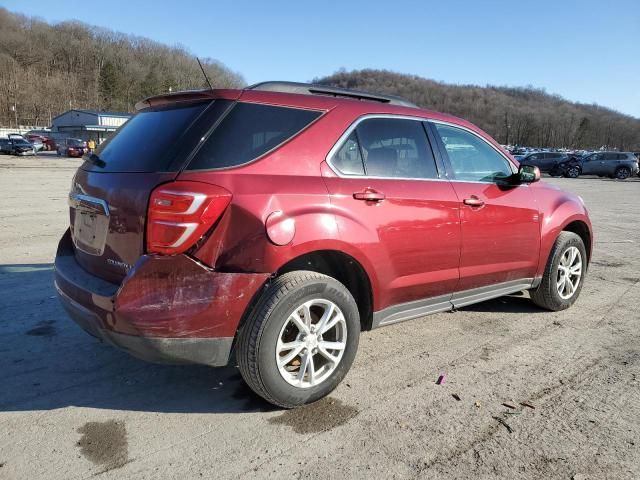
[325,114,519,183]
[325,114,446,182]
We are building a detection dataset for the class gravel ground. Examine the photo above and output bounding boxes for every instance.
[0,153,639,479]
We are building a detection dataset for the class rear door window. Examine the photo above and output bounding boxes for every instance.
[355,118,438,179]
[187,102,322,170]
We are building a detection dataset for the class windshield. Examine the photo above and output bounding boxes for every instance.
[68,139,85,146]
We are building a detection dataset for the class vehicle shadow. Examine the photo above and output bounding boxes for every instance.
[459,291,546,314]
[0,263,276,415]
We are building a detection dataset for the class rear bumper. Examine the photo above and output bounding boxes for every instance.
[54,230,269,366]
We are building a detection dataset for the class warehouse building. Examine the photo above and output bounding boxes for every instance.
[51,109,130,144]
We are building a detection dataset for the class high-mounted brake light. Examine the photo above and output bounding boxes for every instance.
[147,181,231,255]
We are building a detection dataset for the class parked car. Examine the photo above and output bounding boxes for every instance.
[57,138,88,157]
[517,151,569,176]
[0,137,37,156]
[27,134,52,151]
[0,138,11,154]
[576,152,639,179]
[633,152,640,176]
[29,138,44,152]
[27,130,56,151]
[55,81,593,408]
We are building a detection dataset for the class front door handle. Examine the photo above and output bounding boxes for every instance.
[463,196,485,207]
[353,189,385,202]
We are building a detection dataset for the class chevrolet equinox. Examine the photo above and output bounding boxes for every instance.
[55,82,593,408]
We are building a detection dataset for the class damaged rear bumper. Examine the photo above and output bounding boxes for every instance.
[54,230,269,366]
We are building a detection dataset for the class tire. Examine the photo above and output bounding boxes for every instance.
[615,167,630,180]
[531,232,587,311]
[565,166,580,178]
[237,271,360,408]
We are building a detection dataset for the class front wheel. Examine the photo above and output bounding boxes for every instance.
[615,167,631,180]
[237,271,360,408]
[531,232,587,311]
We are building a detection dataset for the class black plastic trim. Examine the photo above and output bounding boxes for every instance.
[248,81,418,108]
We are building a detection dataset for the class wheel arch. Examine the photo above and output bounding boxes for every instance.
[276,250,375,331]
[562,220,592,264]
[535,189,593,279]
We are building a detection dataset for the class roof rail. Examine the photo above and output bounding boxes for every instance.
[247,81,417,108]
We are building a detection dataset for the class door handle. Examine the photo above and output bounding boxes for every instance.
[353,189,385,202]
[463,196,485,207]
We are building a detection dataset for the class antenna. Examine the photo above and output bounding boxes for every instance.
[196,57,214,90]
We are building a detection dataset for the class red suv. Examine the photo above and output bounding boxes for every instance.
[55,82,592,408]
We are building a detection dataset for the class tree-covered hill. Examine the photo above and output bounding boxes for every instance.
[0,8,244,127]
[314,69,640,150]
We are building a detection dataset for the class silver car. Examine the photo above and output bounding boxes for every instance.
[579,152,639,180]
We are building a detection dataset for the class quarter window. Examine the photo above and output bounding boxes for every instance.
[433,124,513,182]
[188,102,322,170]
[331,132,365,175]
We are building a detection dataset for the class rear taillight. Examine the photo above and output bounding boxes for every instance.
[147,181,231,255]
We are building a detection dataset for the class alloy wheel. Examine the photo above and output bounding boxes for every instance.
[616,168,630,180]
[556,246,582,299]
[275,299,347,388]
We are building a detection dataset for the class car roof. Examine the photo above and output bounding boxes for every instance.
[135,82,485,140]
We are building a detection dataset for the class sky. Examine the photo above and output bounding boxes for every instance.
[4,0,640,117]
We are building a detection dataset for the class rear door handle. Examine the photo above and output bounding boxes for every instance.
[463,196,485,207]
[353,189,385,202]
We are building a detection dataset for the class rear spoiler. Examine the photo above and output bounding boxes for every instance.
[135,89,242,111]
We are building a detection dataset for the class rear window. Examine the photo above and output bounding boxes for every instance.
[186,102,322,170]
[92,102,210,172]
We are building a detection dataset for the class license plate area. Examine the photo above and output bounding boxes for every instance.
[69,193,110,256]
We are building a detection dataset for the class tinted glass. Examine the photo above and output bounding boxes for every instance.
[92,101,210,172]
[331,132,365,175]
[434,124,513,182]
[188,102,322,170]
[355,118,438,179]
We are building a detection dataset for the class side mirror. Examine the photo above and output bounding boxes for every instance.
[518,164,540,183]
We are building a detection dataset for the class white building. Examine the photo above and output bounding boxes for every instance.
[51,110,130,144]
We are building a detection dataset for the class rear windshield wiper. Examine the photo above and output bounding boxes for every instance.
[85,153,106,168]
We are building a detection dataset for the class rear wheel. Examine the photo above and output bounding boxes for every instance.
[237,271,360,408]
[615,167,631,180]
[531,232,586,311]
[565,166,580,178]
